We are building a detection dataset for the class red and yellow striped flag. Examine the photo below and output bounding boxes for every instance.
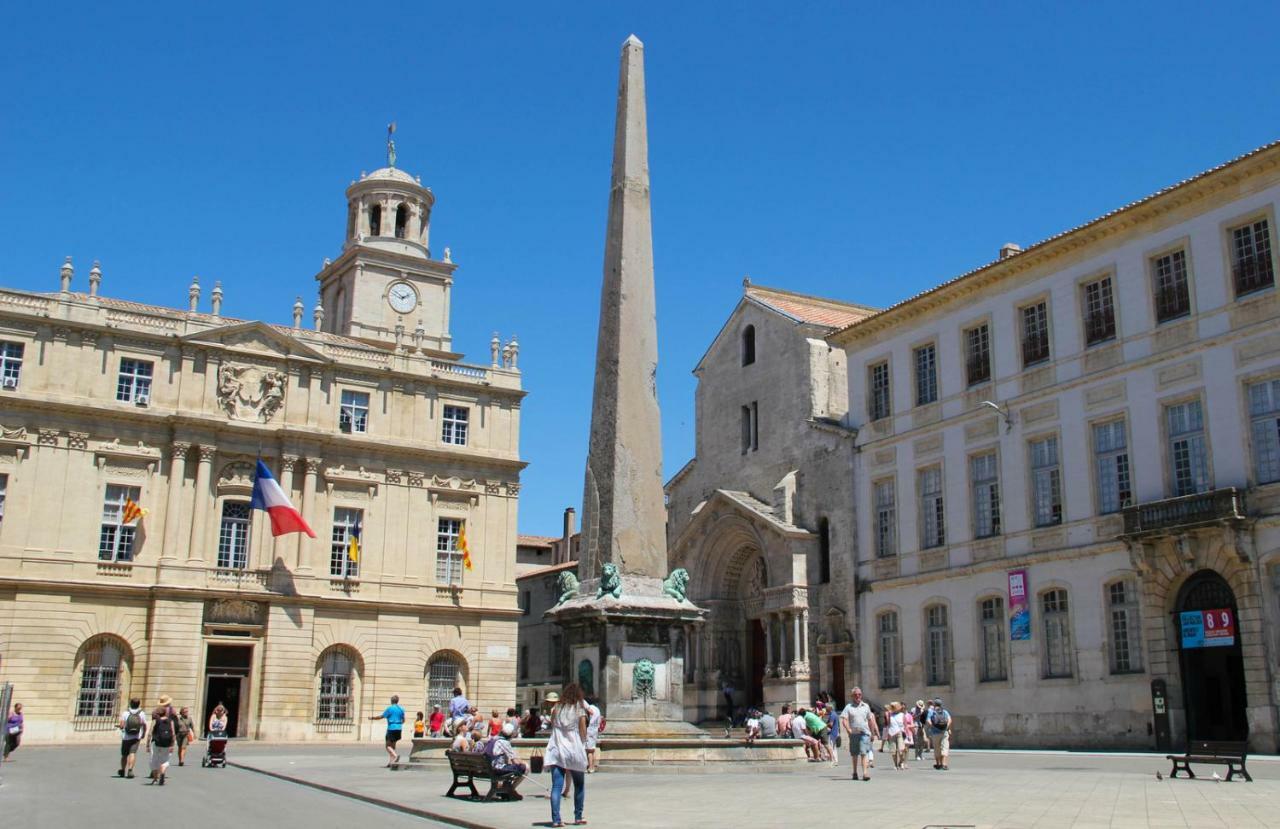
[459,524,473,571]
[121,498,148,524]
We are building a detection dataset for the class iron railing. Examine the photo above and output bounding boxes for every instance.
[1121,487,1246,536]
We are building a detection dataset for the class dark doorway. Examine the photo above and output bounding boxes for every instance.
[1176,570,1248,744]
[204,644,252,738]
[749,619,765,705]
[831,655,846,705]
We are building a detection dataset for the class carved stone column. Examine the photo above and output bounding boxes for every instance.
[187,444,215,564]
[763,615,774,678]
[801,608,810,669]
[791,610,803,676]
[278,454,298,567]
[299,456,321,573]
[161,442,190,562]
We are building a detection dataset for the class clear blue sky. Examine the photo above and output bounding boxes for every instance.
[3,2,1279,536]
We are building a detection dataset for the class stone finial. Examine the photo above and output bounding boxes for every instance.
[490,332,501,367]
[323,257,331,267]
[211,280,224,319]
[292,296,304,329]
[313,297,324,331]
[507,334,519,370]
[188,276,201,312]
[414,319,425,352]
[443,247,452,263]
[743,275,751,289]
[501,339,512,368]
[394,317,405,352]
[88,261,102,298]
[60,256,74,294]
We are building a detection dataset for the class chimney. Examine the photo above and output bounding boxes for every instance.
[999,242,1022,260]
[559,507,576,564]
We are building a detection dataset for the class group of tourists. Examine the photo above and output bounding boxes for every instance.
[116,695,222,785]
[742,688,954,779]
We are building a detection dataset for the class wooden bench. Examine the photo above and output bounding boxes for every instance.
[444,750,523,801]
[1166,740,1252,782]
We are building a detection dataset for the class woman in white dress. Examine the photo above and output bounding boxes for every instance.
[544,683,588,827]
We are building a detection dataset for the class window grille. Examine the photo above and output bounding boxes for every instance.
[1020,302,1051,367]
[317,649,354,721]
[1153,249,1191,322]
[1231,218,1275,296]
[76,639,123,718]
[1082,277,1116,345]
[964,324,991,386]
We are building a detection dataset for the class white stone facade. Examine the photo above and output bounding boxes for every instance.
[0,162,525,743]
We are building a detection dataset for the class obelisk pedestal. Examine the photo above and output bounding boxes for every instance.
[545,34,706,739]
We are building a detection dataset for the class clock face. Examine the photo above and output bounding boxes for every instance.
[387,281,418,313]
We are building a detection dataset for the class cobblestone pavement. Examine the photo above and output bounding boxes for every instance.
[5,742,1279,828]
[230,742,1280,829]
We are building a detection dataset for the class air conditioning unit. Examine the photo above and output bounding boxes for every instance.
[1,377,16,390]
[339,421,352,434]
[135,393,150,407]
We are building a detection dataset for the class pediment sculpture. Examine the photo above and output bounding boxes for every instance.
[217,363,287,422]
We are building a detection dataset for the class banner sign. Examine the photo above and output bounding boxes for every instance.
[1180,608,1235,649]
[1008,569,1031,641]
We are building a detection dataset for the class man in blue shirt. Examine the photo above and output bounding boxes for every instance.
[370,694,406,768]
[448,686,470,734]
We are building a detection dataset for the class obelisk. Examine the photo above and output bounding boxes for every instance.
[548,35,706,739]
[579,33,666,582]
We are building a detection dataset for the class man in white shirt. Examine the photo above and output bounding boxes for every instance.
[585,699,602,773]
[841,687,879,781]
[117,698,148,779]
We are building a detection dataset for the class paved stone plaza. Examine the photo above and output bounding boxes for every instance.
[7,743,1276,828]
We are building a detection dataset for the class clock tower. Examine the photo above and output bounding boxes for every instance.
[314,155,457,353]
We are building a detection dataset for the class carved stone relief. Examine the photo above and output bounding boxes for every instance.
[217,363,287,422]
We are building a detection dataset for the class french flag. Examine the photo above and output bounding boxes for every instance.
[251,459,317,537]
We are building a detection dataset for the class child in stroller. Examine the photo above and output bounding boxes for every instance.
[203,703,230,768]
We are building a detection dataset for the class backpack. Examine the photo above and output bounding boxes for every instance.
[931,709,950,730]
[124,710,143,738]
[152,716,174,748]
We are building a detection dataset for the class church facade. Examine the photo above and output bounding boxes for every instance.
[669,139,1280,752]
[0,161,525,742]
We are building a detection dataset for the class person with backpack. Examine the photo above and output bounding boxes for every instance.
[117,698,148,779]
[146,704,175,785]
[928,698,953,771]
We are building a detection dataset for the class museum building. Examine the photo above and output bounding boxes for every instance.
[0,159,526,742]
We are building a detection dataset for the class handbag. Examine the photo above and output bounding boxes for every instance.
[7,725,20,735]
[529,749,544,774]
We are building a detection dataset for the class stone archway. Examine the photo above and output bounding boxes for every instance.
[1175,570,1248,742]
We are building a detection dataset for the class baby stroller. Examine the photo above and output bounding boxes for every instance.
[202,729,228,768]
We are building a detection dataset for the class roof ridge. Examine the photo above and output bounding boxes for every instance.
[746,282,878,313]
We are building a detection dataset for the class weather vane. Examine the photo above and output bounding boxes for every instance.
[386,122,397,168]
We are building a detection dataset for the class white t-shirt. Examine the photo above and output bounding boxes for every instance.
[544,703,588,772]
[887,711,905,737]
[842,701,873,735]
[119,708,148,739]
[790,717,808,739]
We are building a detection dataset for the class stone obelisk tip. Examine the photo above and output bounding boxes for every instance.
[623,33,643,49]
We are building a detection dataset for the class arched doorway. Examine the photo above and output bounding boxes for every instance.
[1175,570,1248,742]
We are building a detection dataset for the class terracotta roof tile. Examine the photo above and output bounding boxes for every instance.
[517,535,559,547]
[745,284,878,330]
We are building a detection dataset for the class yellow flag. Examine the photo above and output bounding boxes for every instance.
[459,525,473,571]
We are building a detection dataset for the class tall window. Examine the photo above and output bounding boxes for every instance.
[914,343,938,406]
[76,638,123,718]
[0,341,24,388]
[549,634,563,676]
[740,402,758,452]
[436,518,464,584]
[1093,420,1132,514]
[964,324,991,386]
[317,648,354,721]
[1082,276,1116,346]
[394,203,409,239]
[1248,379,1280,484]
[330,507,361,579]
[99,484,140,562]
[970,452,1001,539]
[877,611,900,688]
[442,405,469,446]
[339,390,369,434]
[868,362,891,420]
[1167,400,1209,496]
[0,473,6,527]
[919,467,945,549]
[1020,301,1051,367]
[1152,249,1191,322]
[817,517,831,584]
[873,479,896,558]
[519,645,530,680]
[1030,436,1062,527]
[925,604,950,686]
[426,654,462,711]
[217,501,252,569]
[115,358,153,403]
[1108,580,1143,674]
[742,325,755,366]
[1230,218,1275,296]
[369,204,382,236]
[979,597,1007,681]
[1042,589,1072,678]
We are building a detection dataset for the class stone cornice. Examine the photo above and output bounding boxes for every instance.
[828,141,1280,346]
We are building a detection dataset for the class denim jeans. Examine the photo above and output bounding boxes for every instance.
[550,765,585,824]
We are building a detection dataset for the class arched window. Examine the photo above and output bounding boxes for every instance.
[76,636,127,719]
[369,204,382,237]
[817,518,831,584]
[425,652,466,712]
[924,603,950,686]
[876,610,900,689]
[317,646,358,721]
[742,325,756,366]
[1042,589,1073,678]
[394,204,409,239]
[978,596,1007,681]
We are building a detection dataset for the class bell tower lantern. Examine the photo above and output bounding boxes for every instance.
[315,133,457,353]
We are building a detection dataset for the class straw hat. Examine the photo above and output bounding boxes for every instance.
[545,692,560,703]
[158,694,172,706]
